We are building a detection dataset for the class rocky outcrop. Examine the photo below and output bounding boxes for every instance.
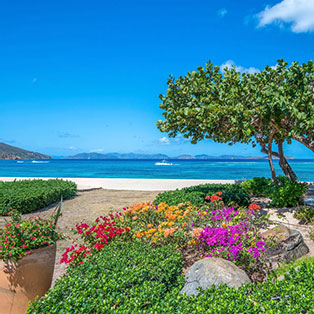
[262,225,309,263]
[0,142,51,160]
[181,258,251,296]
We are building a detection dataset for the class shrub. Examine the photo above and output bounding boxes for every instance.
[240,177,270,196]
[0,179,77,215]
[241,176,307,208]
[268,176,307,208]
[61,213,128,265]
[154,184,250,207]
[27,240,183,313]
[0,208,63,262]
[118,196,266,275]
[27,239,314,313]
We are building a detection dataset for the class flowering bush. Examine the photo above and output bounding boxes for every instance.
[60,212,128,265]
[118,202,196,246]
[117,193,267,275]
[0,208,63,262]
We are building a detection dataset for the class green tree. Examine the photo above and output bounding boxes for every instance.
[157,59,314,181]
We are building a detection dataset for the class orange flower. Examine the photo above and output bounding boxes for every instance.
[216,191,222,196]
[147,224,153,228]
[222,223,227,229]
[132,216,138,221]
[164,228,175,238]
[136,232,141,238]
[182,222,187,227]
[192,228,203,239]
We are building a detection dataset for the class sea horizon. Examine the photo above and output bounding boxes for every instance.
[1,158,314,181]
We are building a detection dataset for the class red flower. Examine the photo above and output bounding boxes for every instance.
[248,204,261,211]
[216,191,223,196]
[210,195,222,202]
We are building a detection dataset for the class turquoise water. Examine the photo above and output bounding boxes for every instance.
[0,159,314,181]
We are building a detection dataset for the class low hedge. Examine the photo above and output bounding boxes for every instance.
[154,183,250,207]
[27,240,183,313]
[0,179,77,215]
[241,176,307,208]
[27,239,314,313]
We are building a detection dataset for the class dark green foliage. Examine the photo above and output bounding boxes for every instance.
[27,240,183,313]
[240,177,271,196]
[154,183,250,207]
[268,176,307,208]
[241,177,307,208]
[0,179,77,215]
[28,240,314,313]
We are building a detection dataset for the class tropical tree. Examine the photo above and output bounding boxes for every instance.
[156,59,314,181]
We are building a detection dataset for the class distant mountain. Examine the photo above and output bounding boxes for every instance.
[65,152,295,160]
[0,142,51,160]
[65,152,169,160]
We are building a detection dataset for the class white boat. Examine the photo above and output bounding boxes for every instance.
[32,160,49,164]
[16,161,24,163]
[155,160,173,166]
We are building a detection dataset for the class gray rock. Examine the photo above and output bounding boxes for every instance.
[262,225,309,263]
[181,258,251,296]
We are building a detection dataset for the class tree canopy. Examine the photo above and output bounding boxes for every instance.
[157,59,314,180]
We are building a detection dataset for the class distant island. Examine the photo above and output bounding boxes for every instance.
[65,152,295,160]
[0,142,51,160]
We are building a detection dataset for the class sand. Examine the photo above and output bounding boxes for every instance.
[0,177,236,191]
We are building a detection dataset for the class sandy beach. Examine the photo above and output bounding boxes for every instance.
[0,177,237,191]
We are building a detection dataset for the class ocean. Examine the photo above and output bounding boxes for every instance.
[0,159,314,181]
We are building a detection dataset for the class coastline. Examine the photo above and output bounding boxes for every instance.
[0,177,237,191]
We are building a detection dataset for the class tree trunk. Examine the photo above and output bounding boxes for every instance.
[277,140,298,181]
[267,134,277,182]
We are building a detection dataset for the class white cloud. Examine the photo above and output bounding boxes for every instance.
[159,137,170,145]
[257,0,314,33]
[68,146,77,150]
[90,148,105,153]
[220,60,260,74]
[217,8,228,17]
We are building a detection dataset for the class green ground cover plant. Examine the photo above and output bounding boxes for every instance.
[154,183,250,207]
[241,177,307,208]
[27,239,314,313]
[0,179,77,215]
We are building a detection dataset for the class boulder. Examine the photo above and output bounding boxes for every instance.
[262,225,309,263]
[181,258,251,296]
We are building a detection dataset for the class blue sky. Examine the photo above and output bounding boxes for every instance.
[1,0,314,157]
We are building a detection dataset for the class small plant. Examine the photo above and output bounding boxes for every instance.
[294,206,314,224]
[0,205,63,262]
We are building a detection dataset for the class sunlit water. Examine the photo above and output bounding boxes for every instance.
[0,159,314,181]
